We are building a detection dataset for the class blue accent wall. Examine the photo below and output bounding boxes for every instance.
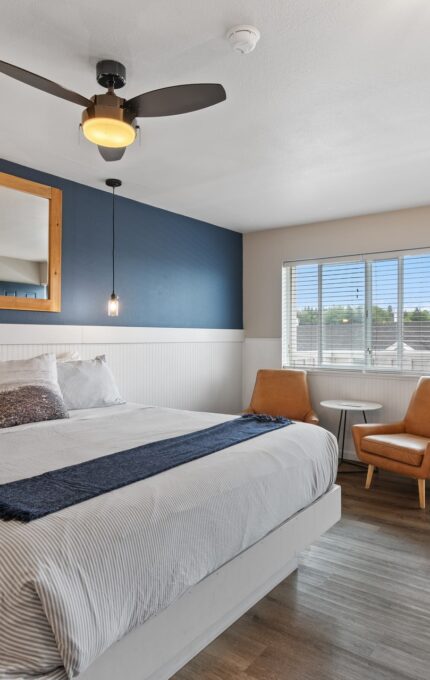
[0,159,242,328]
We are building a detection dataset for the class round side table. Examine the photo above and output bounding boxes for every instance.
[320,400,382,470]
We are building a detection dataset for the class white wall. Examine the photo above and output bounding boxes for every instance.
[244,204,430,338]
[243,205,430,457]
[3,198,429,468]
[0,325,244,416]
[0,255,43,284]
[243,338,417,459]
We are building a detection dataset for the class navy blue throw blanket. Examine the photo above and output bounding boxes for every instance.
[0,414,292,522]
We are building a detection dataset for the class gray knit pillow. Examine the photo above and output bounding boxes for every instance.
[0,354,69,429]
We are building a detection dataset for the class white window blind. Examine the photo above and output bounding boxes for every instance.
[282,251,430,373]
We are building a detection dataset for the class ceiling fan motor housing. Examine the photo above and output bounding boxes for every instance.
[96,60,127,90]
[82,92,134,125]
[81,91,136,148]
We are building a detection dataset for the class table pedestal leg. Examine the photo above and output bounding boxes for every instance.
[337,409,368,473]
[337,410,345,463]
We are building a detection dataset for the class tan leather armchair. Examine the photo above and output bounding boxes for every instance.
[244,369,319,425]
[352,377,430,509]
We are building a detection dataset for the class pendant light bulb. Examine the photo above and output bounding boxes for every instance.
[105,178,122,317]
[108,292,119,317]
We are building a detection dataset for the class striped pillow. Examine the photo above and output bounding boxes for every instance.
[0,354,69,429]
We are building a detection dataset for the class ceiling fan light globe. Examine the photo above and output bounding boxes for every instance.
[82,118,136,148]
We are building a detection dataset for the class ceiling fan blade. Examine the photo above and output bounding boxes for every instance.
[0,60,92,107]
[98,146,126,162]
[125,83,226,118]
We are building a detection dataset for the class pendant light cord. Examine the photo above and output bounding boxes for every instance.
[112,186,116,295]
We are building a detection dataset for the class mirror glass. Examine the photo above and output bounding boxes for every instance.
[0,185,49,300]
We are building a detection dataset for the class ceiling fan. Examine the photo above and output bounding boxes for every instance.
[0,59,226,161]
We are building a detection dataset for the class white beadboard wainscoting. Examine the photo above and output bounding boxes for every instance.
[0,325,420,455]
[0,325,244,415]
[243,338,420,460]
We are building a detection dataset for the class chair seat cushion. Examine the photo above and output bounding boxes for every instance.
[362,433,429,467]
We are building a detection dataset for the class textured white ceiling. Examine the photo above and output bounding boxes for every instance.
[1,0,430,232]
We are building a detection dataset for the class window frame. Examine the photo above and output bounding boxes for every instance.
[282,249,430,375]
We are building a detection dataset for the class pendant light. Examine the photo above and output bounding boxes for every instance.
[106,178,122,316]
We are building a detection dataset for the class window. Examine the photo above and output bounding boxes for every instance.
[282,251,430,373]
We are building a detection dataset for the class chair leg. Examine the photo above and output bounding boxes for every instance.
[365,464,375,490]
[418,479,426,510]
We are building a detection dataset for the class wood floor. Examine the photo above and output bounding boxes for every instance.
[173,470,430,680]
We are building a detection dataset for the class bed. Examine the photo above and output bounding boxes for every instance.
[0,402,340,680]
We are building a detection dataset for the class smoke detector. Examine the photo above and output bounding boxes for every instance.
[227,25,260,55]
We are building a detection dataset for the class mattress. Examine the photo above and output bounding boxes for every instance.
[0,403,338,680]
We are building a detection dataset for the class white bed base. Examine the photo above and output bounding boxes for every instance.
[80,484,341,680]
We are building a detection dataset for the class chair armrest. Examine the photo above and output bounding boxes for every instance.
[352,421,405,451]
[304,410,320,425]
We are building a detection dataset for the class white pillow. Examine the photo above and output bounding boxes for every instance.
[56,351,81,362]
[0,353,69,428]
[57,355,124,410]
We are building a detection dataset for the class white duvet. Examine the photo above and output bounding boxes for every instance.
[0,404,337,680]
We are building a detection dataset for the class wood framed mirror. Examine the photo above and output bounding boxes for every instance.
[0,172,62,312]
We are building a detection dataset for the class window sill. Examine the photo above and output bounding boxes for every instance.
[283,366,422,381]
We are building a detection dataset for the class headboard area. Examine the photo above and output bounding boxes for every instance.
[0,325,244,414]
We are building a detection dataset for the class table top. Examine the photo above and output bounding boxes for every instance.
[320,399,382,411]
